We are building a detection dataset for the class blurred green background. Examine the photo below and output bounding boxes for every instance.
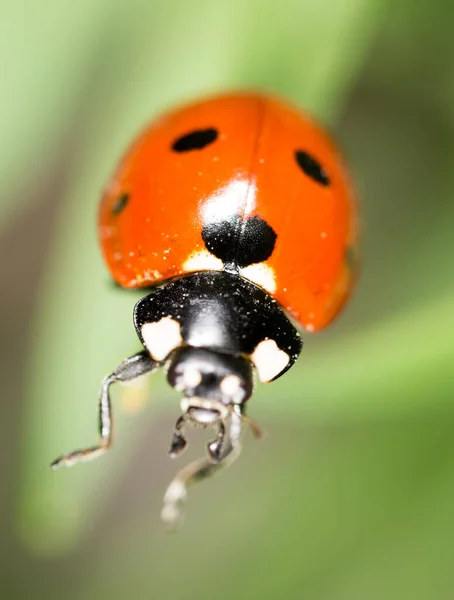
[1,0,454,598]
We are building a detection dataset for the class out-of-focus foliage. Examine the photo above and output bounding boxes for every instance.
[1,0,453,599]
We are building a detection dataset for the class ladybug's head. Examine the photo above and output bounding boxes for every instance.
[166,346,255,461]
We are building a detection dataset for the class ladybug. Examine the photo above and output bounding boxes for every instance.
[52,92,358,527]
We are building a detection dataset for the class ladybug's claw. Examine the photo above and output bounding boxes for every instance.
[51,446,108,469]
[168,414,189,457]
[207,420,226,462]
[169,433,188,457]
[207,439,223,463]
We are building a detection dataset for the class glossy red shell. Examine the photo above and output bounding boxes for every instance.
[99,93,359,332]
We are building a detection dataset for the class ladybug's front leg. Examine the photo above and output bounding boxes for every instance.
[51,350,158,469]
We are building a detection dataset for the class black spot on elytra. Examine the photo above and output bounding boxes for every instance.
[112,193,129,215]
[202,214,276,269]
[295,150,330,186]
[172,128,218,152]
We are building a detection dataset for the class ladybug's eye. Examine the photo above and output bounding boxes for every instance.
[172,128,218,152]
[294,150,330,186]
[112,193,129,215]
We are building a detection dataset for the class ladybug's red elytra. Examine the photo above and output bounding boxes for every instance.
[52,92,359,528]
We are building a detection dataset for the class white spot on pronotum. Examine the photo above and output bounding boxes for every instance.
[305,323,315,332]
[183,249,223,272]
[141,317,182,361]
[321,231,328,239]
[220,374,241,397]
[251,339,290,383]
[240,263,277,294]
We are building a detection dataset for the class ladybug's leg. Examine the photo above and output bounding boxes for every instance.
[51,350,158,469]
[161,407,243,530]
[168,414,190,457]
[206,419,226,462]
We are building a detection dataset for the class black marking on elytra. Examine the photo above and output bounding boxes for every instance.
[202,214,277,269]
[112,193,129,215]
[295,150,330,186]
[172,128,218,152]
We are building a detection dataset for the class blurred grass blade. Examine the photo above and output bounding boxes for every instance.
[0,0,118,228]
[234,0,388,120]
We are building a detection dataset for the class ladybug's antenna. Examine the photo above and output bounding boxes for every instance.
[237,411,263,440]
[161,406,254,530]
